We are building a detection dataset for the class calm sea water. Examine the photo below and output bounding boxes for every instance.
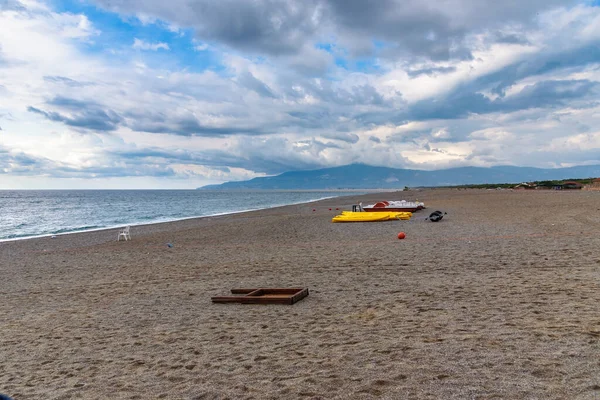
[0,190,367,241]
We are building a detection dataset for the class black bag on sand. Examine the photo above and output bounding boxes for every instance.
[427,210,446,222]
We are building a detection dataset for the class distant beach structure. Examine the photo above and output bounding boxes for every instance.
[583,178,600,191]
[513,179,599,190]
[560,181,584,190]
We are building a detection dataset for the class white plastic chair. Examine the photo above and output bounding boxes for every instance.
[117,225,131,241]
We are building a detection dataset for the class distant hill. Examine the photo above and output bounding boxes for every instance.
[198,163,600,190]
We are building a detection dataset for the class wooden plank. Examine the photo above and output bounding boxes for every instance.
[213,295,294,304]
[290,288,309,304]
[246,289,264,296]
[238,296,293,305]
[256,288,305,295]
[230,288,259,294]
[211,287,309,305]
[211,296,248,303]
[231,288,304,295]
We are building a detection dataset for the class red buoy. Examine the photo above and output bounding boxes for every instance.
[397,232,406,240]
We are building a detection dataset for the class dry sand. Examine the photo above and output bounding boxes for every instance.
[1,189,600,399]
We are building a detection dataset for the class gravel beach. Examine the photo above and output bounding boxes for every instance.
[1,189,599,399]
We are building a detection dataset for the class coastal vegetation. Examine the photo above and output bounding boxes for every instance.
[443,177,598,189]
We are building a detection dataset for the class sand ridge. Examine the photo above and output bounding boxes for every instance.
[1,189,600,399]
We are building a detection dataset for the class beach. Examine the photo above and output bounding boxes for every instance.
[1,188,599,399]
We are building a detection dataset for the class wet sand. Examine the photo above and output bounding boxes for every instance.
[1,189,600,399]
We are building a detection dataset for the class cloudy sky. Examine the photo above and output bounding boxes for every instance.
[1,0,600,188]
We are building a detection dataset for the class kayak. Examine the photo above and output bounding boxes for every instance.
[332,211,411,223]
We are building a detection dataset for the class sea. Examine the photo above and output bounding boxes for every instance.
[0,190,370,241]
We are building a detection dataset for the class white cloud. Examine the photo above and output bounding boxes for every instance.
[132,38,170,51]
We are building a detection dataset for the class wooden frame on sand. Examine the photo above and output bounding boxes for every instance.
[211,288,309,305]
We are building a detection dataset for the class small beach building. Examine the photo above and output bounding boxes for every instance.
[561,181,583,190]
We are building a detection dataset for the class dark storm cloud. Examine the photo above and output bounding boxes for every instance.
[29,72,399,138]
[187,1,321,56]
[321,131,359,143]
[0,146,62,175]
[325,0,574,60]
[386,129,432,144]
[237,71,277,98]
[342,84,387,106]
[110,141,331,175]
[407,66,457,78]
[92,0,573,62]
[29,96,267,136]
[312,84,386,106]
[47,96,99,108]
[326,0,471,60]
[408,79,600,120]
[494,32,530,45]
[475,44,600,97]
[112,147,246,167]
[126,114,266,137]
[287,110,335,129]
[27,97,124,132]
[504,80,600,109]
[96,0,322,55]
[1,151,39,167]
[29,86,392,139]
[27,104,123,132]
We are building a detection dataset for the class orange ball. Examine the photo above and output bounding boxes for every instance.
[397,232,406,240]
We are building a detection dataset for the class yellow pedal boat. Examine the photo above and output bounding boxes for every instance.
[341,211,412,218]
[332,211,411,223]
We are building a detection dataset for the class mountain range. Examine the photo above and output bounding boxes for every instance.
[198,164,600,190]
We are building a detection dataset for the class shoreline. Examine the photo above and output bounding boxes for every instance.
[0,191,380,243]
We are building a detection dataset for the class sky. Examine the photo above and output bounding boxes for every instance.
[1,0,600,189]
